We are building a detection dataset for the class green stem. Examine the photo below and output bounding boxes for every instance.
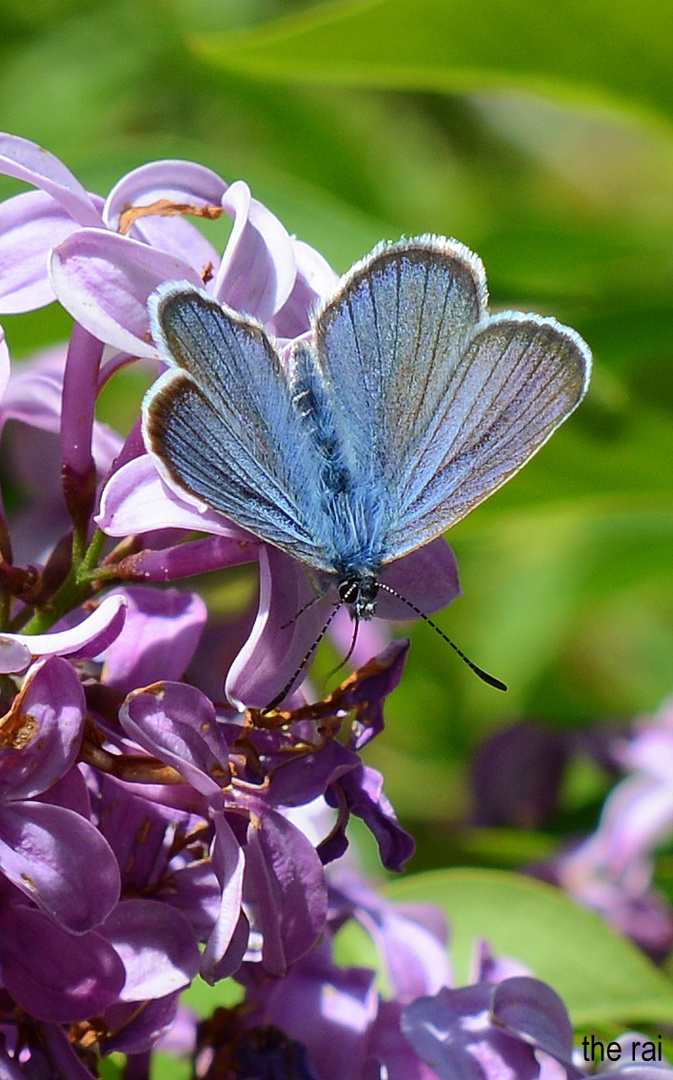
[19,528,108,636]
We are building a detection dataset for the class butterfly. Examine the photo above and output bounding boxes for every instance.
[142,234,591,656]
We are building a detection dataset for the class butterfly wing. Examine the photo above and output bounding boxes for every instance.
[312,236,487,541]
[143,283,335,570]
[312,236,591,562]
[384,311,591,556]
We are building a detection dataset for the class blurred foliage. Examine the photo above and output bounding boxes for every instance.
[1,0,672,880]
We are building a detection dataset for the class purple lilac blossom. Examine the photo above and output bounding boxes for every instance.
[545,696,673,962]
[195,874,671,1080]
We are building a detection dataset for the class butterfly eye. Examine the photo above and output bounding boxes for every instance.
[337,578,359,604]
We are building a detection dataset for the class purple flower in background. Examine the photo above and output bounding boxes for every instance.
[549,696,673,962]
[194,872,668,1080]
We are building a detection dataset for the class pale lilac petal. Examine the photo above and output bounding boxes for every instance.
[377,537,461,620]
[213,180,296,322]
[119,533,258,582]
[119,681,229,799]
[0,133,101,225]
[95,454,254,539]
[618,726,673,781]
[401,985,540,1080]
[131,213,221,275]
[328,607,392,678]
[0,191,82,312]
[0,593,127,671]
[201,813,246,983]
[101,898,199,999]
[0,324,9,400]
[0,904,125,1022]
[226,545,328,709]
[0,637,30,674]
[269,238,340,339]
[105,159,226,272]
[0,801,120,931]
[0,656,84,799]
[0,343,121,492]
[60,323,104,482]
[0,345,64,431]
[0,343,118,505]
[244,806,327,975]
[103,991,182,1055]
[102,586,206,692]
[471,939,532,983]
[103,159,228,230]
[338,874,451,1002]
[594,774,673,876]
[49,228,202,354]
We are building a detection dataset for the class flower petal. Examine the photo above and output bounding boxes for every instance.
[268,237,340,339]
[0,132,101,225]
[0,323,9,401]
[243,806,327,975]
[0,800,120,931]
[213,180,296,323]
[226,545,328,710]
[328,765,414,872]
[0,191,82,313]
[491,977,574,1066]
[120,681,230,799]
[95,453,254,539]
[0,902,125,1022]
[201,812,246,983]
[377,537,461,620]
[101,898,199,999]
[0,592,127,673]
[103,158,228,230]
[102,586,206,692]
[49,228,202,354]
[0,656,85,799]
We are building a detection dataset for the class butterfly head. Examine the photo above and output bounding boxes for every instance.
[338,573,379,621]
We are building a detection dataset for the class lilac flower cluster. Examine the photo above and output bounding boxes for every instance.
[548,697,673,963]
[0,134,666,1078]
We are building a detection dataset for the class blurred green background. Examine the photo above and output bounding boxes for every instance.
[1,0,672,869]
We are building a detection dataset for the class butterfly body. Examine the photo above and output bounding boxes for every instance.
[143,235,591,623]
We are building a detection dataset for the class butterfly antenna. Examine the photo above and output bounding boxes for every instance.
[279,589,329,631]
[377,582,507,691]
[323,614,361,685]
[263,602,344,712]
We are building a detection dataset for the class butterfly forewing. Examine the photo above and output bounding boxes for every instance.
[384,312,591,557]
[312,237,488,511]
[144,285,335,568]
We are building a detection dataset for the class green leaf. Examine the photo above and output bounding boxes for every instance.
[194,0,673,129]
[385,868,673,1026]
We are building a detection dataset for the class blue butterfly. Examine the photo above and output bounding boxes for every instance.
[143,234,591,653]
